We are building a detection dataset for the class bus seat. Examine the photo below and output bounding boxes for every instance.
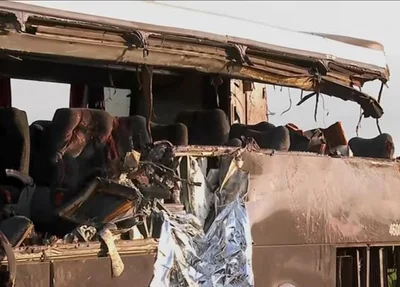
[175,109,230,146]
[230,122,290,151]
[289,133,310,152]
[349,133,395,159]
[244,126,290,151]
[29,120,52,179]
[0,77,11,108]
[285,124,310,152]
[0,108,30,176]
[321,121,348,149]
[226,138,243,147]
[111,115,152,162]
[229,122,275,140]
[30,111,152,235]
[0,108,35,214]
[32,108,114,202]
[150,122,188,146]
[29,120,52,148]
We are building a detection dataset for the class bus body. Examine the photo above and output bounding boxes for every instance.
[0,2,395,287]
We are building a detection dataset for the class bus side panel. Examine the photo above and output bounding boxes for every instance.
[14,262,51,287]
[51,254,155,287]
[252,245,336,287]
[244,152,400,246]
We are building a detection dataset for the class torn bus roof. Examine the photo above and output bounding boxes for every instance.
[0,1,390,118]
[11,1,389,75]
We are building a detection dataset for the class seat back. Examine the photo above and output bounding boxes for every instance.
[0,108,30,176]
[175,109,230,145]
[230,121,290,151]
[111,115,151,155]
[244,126,290,151]
[33,108,114,202]
[150,122,188,146]
[230,122,275,140]
[29,120,52,178]
[349,133,395,159]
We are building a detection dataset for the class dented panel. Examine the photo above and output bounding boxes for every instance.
[243,152,400,246]
[0,2,388,118]
[52,255,155,287]
[0,149,399,286]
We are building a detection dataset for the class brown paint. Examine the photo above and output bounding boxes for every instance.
[243,152,400,246]
[2,152,400,286]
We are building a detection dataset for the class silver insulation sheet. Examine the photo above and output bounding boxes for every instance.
[150,157,254,287]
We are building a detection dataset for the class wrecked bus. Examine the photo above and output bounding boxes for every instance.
[0,1,397,287]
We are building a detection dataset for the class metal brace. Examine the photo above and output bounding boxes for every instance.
[225,44,253,66]
[121,30,149,57]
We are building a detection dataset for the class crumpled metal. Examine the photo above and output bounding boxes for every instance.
[150,156,254,287]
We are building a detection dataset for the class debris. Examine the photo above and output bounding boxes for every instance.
[63,232,78,244]
[122,225,144,240]
[151,156,254,287]
[328,145,353,158]
[0,216,34,247]
[75,225,97,242]
[305,129,326,154]
[98,224,124,277]
[185,158,213,226]
[0,230,16,287]
[146,140,175,167]
[123,150,141,171]
[57,177,142,225]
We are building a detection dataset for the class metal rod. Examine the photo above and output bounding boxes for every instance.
[366,246,370,287]
[379,248,384,287]
[357,249,361,287]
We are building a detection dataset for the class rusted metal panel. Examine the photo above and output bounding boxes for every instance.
[6,246,336,287]
[14,262,50,287]
[252,245,336,287]
[52,254,155,287]
[0,6,387,118]
[243,152,400,246]
[230,79,246,124]
[0,239,158,263]
[0,31,315,89]
[0,2,388,76]
[230,80,267,125]
[246,82,268,124]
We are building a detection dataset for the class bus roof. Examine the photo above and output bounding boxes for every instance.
[0,1,390,118]
[15,1,389,73]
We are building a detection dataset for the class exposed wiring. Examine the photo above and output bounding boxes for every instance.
[376,81,384,135]
[105,73,117,102]
[314,92,319,122]
[355,107,363,137]
[320,94,329,127]
[267,108,276,116]
[376,119,383,135]
[281,88,292,115]
[296,92,316,106]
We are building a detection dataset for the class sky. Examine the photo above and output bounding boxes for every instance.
[11,1,400,154]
